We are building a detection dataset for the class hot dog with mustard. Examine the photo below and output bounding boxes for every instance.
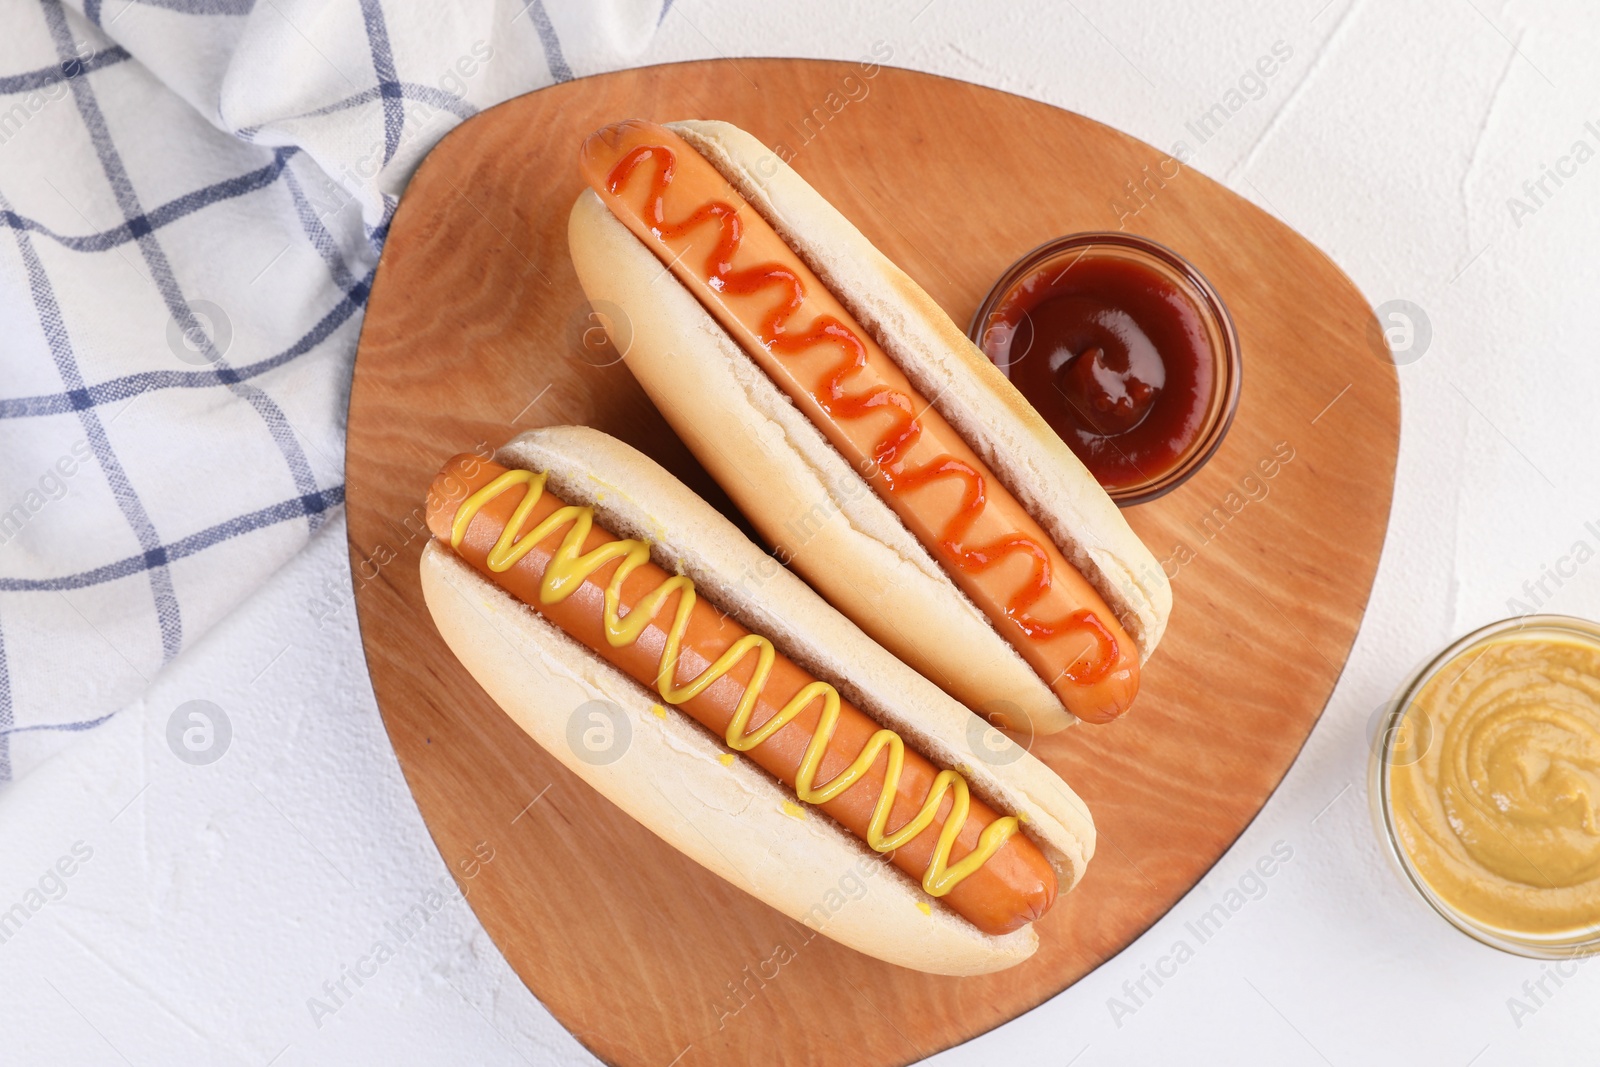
[420,427,1095,974]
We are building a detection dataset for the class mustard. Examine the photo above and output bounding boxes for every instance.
[1388,633,1600,936]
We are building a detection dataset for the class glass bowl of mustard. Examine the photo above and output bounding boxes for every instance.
[1370,614,1600,958]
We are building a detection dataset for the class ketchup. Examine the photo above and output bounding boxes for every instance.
[979,250,1218,492]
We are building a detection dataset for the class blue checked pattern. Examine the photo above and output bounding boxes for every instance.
[0,0,661,783]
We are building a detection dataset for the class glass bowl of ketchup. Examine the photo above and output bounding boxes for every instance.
[969,232,1241,506]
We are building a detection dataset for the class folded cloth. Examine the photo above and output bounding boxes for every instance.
[0,0,665,783]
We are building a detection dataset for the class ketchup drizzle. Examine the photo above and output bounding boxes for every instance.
[606,145,1116,684]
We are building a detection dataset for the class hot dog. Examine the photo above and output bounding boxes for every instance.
[568,120,1173,731]
[420,427,1096,974]
[427,453,1056,935]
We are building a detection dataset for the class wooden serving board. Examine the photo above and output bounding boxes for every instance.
[346,60,1397,1067]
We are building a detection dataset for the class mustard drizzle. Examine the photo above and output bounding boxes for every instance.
[450,467,1021,897]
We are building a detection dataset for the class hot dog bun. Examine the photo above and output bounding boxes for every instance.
[568,120,1171,736]
[420,426,1095,975]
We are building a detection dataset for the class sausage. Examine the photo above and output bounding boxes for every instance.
[427,454,1056,936]
[578,120,1140,724]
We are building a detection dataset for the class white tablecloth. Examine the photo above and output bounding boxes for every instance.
[3,0,1598,1064]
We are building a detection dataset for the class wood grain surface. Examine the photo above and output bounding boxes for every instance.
[345,59,1398,1067]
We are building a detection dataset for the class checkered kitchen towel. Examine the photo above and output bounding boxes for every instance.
[0,0,667,784]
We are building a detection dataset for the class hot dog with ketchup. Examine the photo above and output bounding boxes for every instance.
[568,120,1173,731]
[420,427,1095,974]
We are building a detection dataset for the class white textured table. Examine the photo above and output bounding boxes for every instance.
[4,2,1599,1064]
